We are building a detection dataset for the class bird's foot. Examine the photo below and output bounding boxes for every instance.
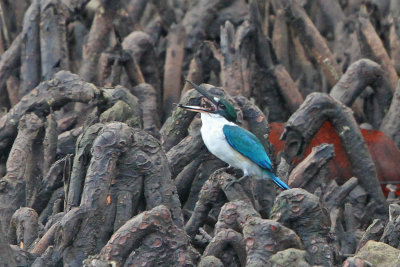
[224,175,247,189]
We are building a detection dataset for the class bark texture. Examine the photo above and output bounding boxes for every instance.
[0,1,400,266]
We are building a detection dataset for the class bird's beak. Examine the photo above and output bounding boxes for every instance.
[185,80,218,106]
[178,80,219,113]
[178,104,210,113]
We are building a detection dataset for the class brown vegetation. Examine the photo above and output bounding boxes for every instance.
[0,0,400,266]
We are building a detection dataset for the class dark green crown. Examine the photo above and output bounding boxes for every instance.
[217,98,237,123]
[184,80,238,123]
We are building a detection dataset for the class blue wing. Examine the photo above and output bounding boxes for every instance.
[222,125,273,170]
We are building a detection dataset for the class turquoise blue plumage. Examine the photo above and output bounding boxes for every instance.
[223,125,290,190]
[179,80,290,190]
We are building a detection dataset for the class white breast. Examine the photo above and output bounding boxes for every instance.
[200,113,264,178]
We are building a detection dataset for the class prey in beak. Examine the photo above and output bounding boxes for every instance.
[178,80,238,123]
[178,80,219,114]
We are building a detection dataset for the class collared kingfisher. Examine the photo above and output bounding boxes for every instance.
[178,81,290,190]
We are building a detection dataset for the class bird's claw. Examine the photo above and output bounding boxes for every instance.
[224,180,236,189]
[224,175,247,189]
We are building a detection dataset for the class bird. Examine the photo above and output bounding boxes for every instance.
[178,81,290,190]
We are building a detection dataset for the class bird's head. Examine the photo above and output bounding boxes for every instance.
[178,80,238,123]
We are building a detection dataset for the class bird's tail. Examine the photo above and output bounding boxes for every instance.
[264,170,290,190]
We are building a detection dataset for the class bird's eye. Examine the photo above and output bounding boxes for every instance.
[218,103,226,109]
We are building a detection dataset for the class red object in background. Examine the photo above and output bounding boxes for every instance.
[269,121,400,196]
